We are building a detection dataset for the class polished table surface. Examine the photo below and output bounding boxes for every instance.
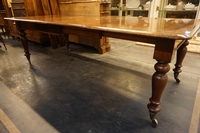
[5,15,200,127]
[6,15,199,39]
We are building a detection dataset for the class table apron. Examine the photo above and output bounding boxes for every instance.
[16,21,62,35]
[16,21,181,63]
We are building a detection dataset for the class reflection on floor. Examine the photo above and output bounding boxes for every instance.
[0,37,199,133]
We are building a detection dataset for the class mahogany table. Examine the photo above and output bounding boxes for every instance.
[5,15,200,126]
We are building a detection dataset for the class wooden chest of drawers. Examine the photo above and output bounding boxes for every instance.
[10,0,26,16]
[7,0,49,44]
[0,10,6,25]
[100,2,111,16]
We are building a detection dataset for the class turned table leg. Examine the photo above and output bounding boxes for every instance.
[173,40,189,83]
[19,29,31,62]
[147,61,170,127]
[0,35,7,50]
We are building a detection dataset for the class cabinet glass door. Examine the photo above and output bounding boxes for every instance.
[109,0,152,17]
[158,0,199,18]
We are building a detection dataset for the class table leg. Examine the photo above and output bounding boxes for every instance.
[173,40,189,83]
[147,61,170,127]
[1,26,6,38]
[65,34,70,51]
[19,29,31,62]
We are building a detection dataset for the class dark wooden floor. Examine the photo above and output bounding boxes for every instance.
[0,37,199,133]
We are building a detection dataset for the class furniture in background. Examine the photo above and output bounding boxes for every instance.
[1,0,49,44]
[158,0,198,19]
[0,35,7,50]
[0,10,8,37]
[10,0,26,16]
[2,0,18,38]
[20,0,49,43]
[0,1,9,38]
[100,2,111,16]
[46,0,111,53]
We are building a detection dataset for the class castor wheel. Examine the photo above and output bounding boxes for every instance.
[175,78,180,83]
[152,119,158,127]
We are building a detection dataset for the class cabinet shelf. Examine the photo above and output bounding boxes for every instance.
[159,9,197,12]
[158,9,197,18]
[110,7,149,11]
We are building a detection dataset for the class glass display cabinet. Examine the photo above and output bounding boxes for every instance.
[158,0,199,18]
[157,0,200,53]
[109,0,151,17]
[109,0,200,53]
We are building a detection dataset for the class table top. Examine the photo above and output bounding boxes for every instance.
[5,15,200,40]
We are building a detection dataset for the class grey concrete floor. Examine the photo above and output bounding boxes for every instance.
[0,37,200,133]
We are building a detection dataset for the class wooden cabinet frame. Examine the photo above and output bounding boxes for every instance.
[41,0,111,53]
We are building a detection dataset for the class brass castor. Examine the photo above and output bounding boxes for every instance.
[152,119,158,127]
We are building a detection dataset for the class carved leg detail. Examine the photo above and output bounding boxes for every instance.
[19,29,31,62]
[147,61,170,127]
[173,40,188,83]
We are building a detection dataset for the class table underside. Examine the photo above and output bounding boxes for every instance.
[16,20,189,127]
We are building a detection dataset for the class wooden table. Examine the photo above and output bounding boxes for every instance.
[5,15,200,126]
